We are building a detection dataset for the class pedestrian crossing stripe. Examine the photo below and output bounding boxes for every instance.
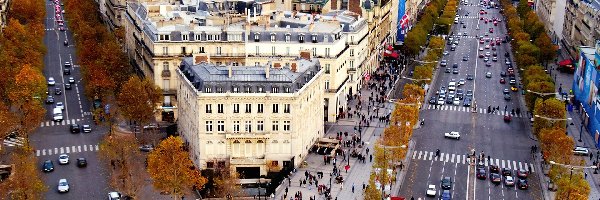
[40,118,83,127]
[411,150,534,172]
[2,137,26,147]
[425,104,525,118]
[36,144,99,156]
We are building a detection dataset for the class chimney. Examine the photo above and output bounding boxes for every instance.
[299,50,311,60]
[291,63,297,72]
[193,53,210,65]
[228,65,233,78]
[265,65,270,79]
[273,62,282,69]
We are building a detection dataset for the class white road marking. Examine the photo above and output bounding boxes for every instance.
[440,153,445,161]
[82,145,86,152]
[413,151,417,159]
[418,151,423,159]
[78,145,82,152]
[513,161,517,171]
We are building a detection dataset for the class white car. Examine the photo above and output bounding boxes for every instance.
[82,124,92,133]
[58,179,69,193]
[573,147,589,155]
[453,97,460,105]
[437,98,445,105]
[504,176,515,186]
[426,184,437,196]
[48,77,56,86]
[444,131,460,139]
[56,102,64,110]
[108,192,121,200]
[68,77,75,83]
[58,154,69,164]
[458,79,465,85]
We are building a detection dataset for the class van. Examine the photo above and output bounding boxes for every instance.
[53,107,63,122]
[454,17,459,24]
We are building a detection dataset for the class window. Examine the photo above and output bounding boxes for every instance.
[254,33,260,41]
[284,87,290,93]
[272,46,276,56]
[206,161,214,168]
[207,34,221,41]
[199,46,205,53]
[255,46,260,55]
[205,87,212,93]
[245,121,252,132]
[216,47,222,55]
[285,34,291,42]
[272,104,279,113]
[257,104,264,113]
[272,87,279,93]
[232,86,239,93]
[257,121,264,132]
[181,47,187,54]
[258,86,264,93]
[312,35,317,43]
[245,104,251,113]
[205,121,213,132]
[245,86,251,93]
[325,80,330,90]
[233,104,240,113]
[350,60,354,69]
[270,34,276,42]
[217,121,225,132]
[233,121,240,133]
[159,35,170,41]
[283,121,290,131]
[299,34,304,43]
[272,121,279,131]
[312,48,317,56]
[286,47,290,55]
[205,104,212,113]
[195,34,202,41]
[182,34,189,41]
[350,49,354,56]
[217,104,224,113]
[163,79,170,91]
[163,62,169,71]
[325,64,330,74]
[228,34,242,41]
[325,48,330,57]
[284,104,291,113]
[162,47,168,55]
[217,87,223,93]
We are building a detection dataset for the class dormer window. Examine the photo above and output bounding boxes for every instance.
[232,86,239,93]
[284,87,291,93]
[285,34,291,42]
[216,87,223,93]
[204,86,212,93]
[299,34,304,43]
[245,86,251,93]
[257,86,264,93]
[312,35,318,43]
[182,34,189,41]
[270,33,276,42]
[159,34,170,41]
[254,33,261,42]
[272,86,279,93]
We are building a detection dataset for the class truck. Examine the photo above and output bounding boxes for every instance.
[53,107,63,122]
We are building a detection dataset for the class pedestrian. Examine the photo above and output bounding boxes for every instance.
[590,153,594,161]
[370,154,373,162]
[585,172,588,179]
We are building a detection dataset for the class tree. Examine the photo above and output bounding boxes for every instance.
[403,26,427,56]
[6,64,47,134]
[533,98,566,135]
[98,133,144,198]
[555,173,590,200]
[525,81,555,108]
[364,172,382,200]
[517,0,530,17]
[147,136,207,199]
[535,33,557,66]
[539,128,573,164]
[117,76,162,126]
[0,146,48,199]
[201,165,244,198]
[402,84,425,101]
[412,65,433,85]
[0,102,17,139]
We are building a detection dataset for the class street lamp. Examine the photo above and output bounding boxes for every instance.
[401,76,432,81]
[526,90,558,97]
[548,160,597,199]
[412,59,439,64]
[533,115,572,121]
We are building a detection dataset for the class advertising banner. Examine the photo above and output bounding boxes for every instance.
[396,0,407,44]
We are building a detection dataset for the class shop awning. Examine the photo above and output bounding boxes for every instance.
[558,59,572,66]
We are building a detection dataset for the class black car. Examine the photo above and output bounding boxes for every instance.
[502,168,512,176]
[46,96,55,104]
[453,69,459,74]
[500,71,506,77]
[139,144,154,152]
[518,179,528,190]
[504,94,511,100]
[462,56,468,61]
[64,40,68,46]
[42,160,54,172]
[408,70,414,77]
[70,124,81,133]
[489,165,499,173]
[463,98,472,107]
[76,158,87,167]
[452,63,459,68]
[54,87,62,95]
[490,173,502,184]
[445,68,451,73]
[429,96,437,104]
[446,97,453,104]
[441,177,452,189]
[63,68,70,75]
[467,74,474,80]
[65,83,72,90]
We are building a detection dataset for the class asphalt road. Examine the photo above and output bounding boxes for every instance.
[25,0,110,199]
[398,1,543,200]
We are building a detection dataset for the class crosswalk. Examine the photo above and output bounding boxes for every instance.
[411,150,535,172]
[40,118,84,127]
[3,137,26,147]
[425,104,526,118]
[36,144,99,157]
[44,28,55,31]
[459,16,480,19]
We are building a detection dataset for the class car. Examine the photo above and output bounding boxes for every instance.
[518,179,528,190]
[143,123,159,129]
[503,89,510,94]
[63,68,70,75]
[492,46,497,51]
[504,114,512,122]
[467,74,474,80]
[456,88,464,96]
[429,96,437,104]
[139,144,154,152]
[70,124,81,133]
[440,60,448,67]
[462,56,468,61]
[43,160,54,172]
[502,168,512,176]
[485,45,490,49]
[441,177,452,189]
[458,79,465,86]
[64,40,68,46]
[504,176,515,186]
[463,24,467,28]
[493,52,498,57]
[485,61,492,66]
[58,26,65,31]
[68,77,75,84]
[483,57,489,62]
[463,98,471,107]
[485,52,491,57]
[46,96,55,104]
[58,179,69,193]
[440,190,451,200]
[490,173,501,184]
[500,71,506,77]
[65,83,72,90]
[54,87,62,95]
[505,59,512,65]
[58,154,69,165]
[64,62,71,67]
[56,102,64,110]
[480,39,485,44]
[453,97,460,105]
[448,90,455,98]
[426,184,437,196]
[486,72,492,78]
[108,192,122,200]
[517,169,528,179]
[504,94,511,100]
[479,47,484,51]
[443,51,449,56]
[444,131,460,139]
[509,79,516,85]
[452,63,458,68]
[48,77,56,85]
[477,168,487,180]
[439,86,447,94]
[446,97,453,104]
[573,147,589,155]
[463,32,467,36]
[489,28,494,33]
[490,165,500,173]
[500,78,506,84]
[453,69,459,74]
[76,158,87,167]
[511,86,518,92]
[82,124,92,133]
[479,53,484,58]
[466,90,473,97]
[437,97,445,105]
[445,68,451,73]
[408,70,414,77]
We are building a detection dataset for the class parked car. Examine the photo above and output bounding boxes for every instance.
[444,131,460,139]
[139,144,154,152]
[573,147,589,155]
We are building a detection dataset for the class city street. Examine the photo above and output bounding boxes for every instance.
[398,1,543,199]
[27,1,108,198]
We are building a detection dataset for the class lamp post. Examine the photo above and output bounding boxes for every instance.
[548,160,597,200]
[579,121,584,142]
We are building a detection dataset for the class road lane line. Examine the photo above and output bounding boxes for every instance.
[466,165,471,200]
[65,147,70,153]
[43,149,47,156]
[518,162,523,171]
[513,161,517,171]
[429,152,434,160]
[83,145,87,151]
[446,153,450,162]
[530,163,535,172]
[54,148,58,154]
[71,146,75,153]
[36,150,40,156]
[484,158,488,166]
[418,151,423,159]
[412,151,417,159]
[95,145,99,151]
[78,145,82,152]
[40,122,44,127]
[462,155,466,164]
[496,159,500,167]
[501,160,505,168]
[451,154,456,163]
[440,153,445,161]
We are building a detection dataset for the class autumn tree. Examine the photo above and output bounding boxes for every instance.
[201,165,245,198]
[555,173,590,200]
[98,133,144,198]
[535,33,557,66]
[117,76,162,126]
[539,128,573,163]
[147,136,207,199]
[0,146,47,199]
[0,102,18,139]
[364,172,382,200]
[6,64,47,135]
[533,98,566,135]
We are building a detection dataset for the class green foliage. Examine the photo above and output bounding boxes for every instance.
[535,33,558,66]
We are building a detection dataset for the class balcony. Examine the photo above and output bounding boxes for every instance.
[230,156,265,165]
[225,132,270,139]
[210,53,246,57]
[161,70,171,78]
[347,68,357,73]
[155,52,191,57]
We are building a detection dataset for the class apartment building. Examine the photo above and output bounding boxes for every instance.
[177,55,324,178]
[124,0,249,120]
[562,0,600,58]
[245,10,369,122]
[362,0,398,74]
[534,0,567,44]
[0,0,9,31]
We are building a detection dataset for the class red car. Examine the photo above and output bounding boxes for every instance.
[499,78,506,84]
[479,54,484,58]
[477,169,487,180]
[480,40,485,44]
[489,28,494,33]
[504,114,512,122]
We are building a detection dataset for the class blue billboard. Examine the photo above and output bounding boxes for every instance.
[396,0,407,44]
